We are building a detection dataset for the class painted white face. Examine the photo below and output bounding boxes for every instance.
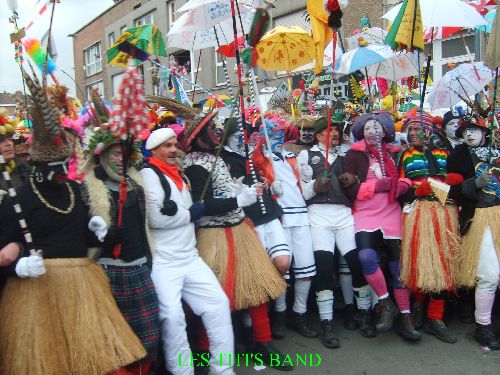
[445,119,460,140]
[227,131,243,154]
[363,119,385,146]
[463,127,484,147]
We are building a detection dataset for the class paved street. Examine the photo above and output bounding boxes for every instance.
[235,318,500,375]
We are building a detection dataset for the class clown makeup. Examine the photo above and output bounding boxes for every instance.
[363,119,385,147]
[445,119,460,140]
[299,128,315,144]
[270,130,284,154]
[463,127,485,148]
[408,126,423,147]
[227,131,244,155]
[430,132,446,150]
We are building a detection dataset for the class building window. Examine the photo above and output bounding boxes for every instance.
[215,51,225,86]
[167,0,176,29]
[108,32,115,46]
[120,25,127,34]
[170,50,194,92]
[84,42,102,77]
[86,80,104,101]
[134,10,155,26]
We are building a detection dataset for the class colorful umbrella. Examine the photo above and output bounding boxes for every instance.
[334,44,396,75]
[366,51,425,81]
[427,62,495,110]
[255,26,315,72]
[107,24,167,67]
[476,9,497,33]
[384,0,424,52]
[199,94,232,108]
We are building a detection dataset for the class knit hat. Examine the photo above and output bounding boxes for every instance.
[20,67,75,163]
[145,127,176,150]
[351,111,395,142]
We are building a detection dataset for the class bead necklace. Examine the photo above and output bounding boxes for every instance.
[30,176,75,215]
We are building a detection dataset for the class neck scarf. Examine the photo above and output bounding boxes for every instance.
[148,157,184,191]
[364,140,398,202]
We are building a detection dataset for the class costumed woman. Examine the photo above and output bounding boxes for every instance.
[398,113,461,344]
[340,111,421,341]
[83,125,161,374]
[0,69,146,375]
[448,115,500,351]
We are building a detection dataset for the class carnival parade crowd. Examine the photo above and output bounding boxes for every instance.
[0,68,499,375]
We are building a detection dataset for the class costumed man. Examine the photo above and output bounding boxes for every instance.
[250,118,318,339]
[140,128,236,375]
[220,118,298,340]
[398,114,461,344]
[0,69,146,375]
[296,116,374,347]
[448,115,500,351]
[284,115,317,155]
[182,112,291,370]
[442,109,464,152]
[83,126,161,374]
[340,111,421,341]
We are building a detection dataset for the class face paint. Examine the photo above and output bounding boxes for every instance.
[227,131,244,154]
[463,127,484,147]
[363,119,384,146]
[445,119,460,140]
[299,128,315,144]
[42,156,71,183]
[430,133,446,150]
[270,130,284,154]
[107,145,123,176]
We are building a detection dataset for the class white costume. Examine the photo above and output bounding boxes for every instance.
[141,167,234,375]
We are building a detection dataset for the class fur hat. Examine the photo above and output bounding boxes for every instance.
[145,127,176,150]
[351,111,395,142]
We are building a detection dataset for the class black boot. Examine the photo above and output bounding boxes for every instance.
[375,297,398,332]
[354,309,376,338]
[397,313,422,341]
[412,301,426,330]
[288,312,318,338]
[271,311,287,339]
[458,302,475,324]
[424,319,457,343]
[253,341,294,371]
[319,319,340,348]
[473,323,500,350]
[343,304,358,330]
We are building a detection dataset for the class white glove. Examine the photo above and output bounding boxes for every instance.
[228,176,245,198]
[236,185,258,208]
[299,164,313,182]
[0,189,6,205]
[15,250,46,278]
[88,216,108,242]
[270,180,284,196]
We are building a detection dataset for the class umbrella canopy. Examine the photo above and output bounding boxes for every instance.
[382,0,488,28]
[346,27,388,50]
[107,24,167,67]
[427,62,495,110]
[334,44,396,75]
[477,9,496,33]
[177,0,260,13]
[167,8,253,50]
[199,94,232,108]
[366,51,425,81]
[255,26,315,72]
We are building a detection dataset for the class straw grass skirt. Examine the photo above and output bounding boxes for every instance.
[401,200,460,293]
[456,206,500,288]
[0,258,146,375]
[196,220,286,310]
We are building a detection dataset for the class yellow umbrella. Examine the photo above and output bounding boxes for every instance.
[256,26,315,115]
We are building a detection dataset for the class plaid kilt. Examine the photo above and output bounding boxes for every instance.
[104,263,160,361]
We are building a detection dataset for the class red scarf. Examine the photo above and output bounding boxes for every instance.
[148,157,184,191]
[364,140,398,202]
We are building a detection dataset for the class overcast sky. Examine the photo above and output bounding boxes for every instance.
[0,0,114,96]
